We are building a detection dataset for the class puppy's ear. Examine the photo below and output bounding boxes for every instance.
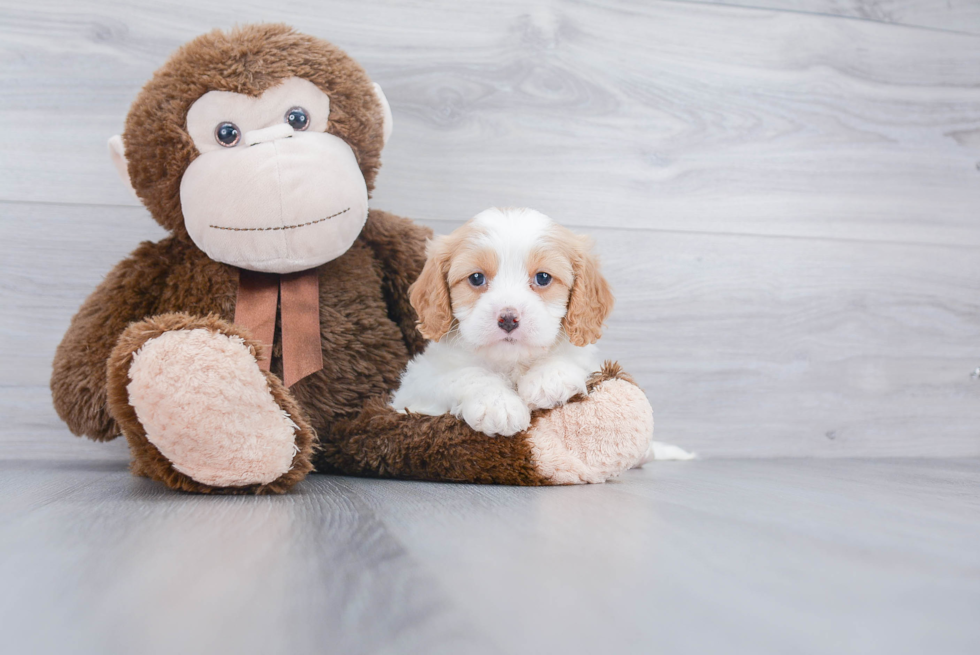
[563,239,614,347]
[409,237,454,341]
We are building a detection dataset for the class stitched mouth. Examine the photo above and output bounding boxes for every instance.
[208,207,350,232]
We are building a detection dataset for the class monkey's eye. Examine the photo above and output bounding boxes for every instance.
[214,122,241,147]
[285,106,310,131]
[468,272,486,287]
[534,272,552,287]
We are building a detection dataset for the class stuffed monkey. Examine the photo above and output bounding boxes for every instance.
[50,24,654,494]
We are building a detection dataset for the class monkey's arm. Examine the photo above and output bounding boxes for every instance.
[359,209,432,357]
[51,239,171,441]
[315,363,653,485]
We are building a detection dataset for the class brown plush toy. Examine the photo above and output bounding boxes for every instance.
[50,24,655,494]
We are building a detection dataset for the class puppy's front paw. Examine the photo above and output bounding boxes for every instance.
[518,364,588,410]
[459,390,531,437]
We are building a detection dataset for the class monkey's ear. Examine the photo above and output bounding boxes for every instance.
[372,83,393,146]
[107,135,137,198]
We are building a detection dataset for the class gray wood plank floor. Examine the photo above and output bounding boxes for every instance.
[2,458,978,654]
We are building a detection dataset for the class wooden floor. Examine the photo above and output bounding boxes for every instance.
[1,1,979,653]
[1,458,978,654]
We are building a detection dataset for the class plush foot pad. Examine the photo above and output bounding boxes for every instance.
[528,372,654,484]
[127,328,299,487]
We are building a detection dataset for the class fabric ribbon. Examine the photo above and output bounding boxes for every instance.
[235,267,324,387]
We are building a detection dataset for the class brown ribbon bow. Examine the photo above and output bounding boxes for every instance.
[235,267,324,387]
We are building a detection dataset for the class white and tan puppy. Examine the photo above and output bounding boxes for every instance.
[391,208,614,436]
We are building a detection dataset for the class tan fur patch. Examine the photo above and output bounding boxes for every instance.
[526,245,573,307]
[546,224,615,347]
[409,220,494,340]
[527,245,574,287]
[408,237,454,341]
[447,245,498,287]
[447,245,497,313]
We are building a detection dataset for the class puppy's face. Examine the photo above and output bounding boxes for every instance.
[409,208,614,356]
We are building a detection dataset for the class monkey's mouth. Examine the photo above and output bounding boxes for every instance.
[208,207,351,232]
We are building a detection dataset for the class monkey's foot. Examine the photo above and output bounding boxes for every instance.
[527,362,654,484]
[108,314,314,494]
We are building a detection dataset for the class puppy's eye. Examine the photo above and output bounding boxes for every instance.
[214,122,241,147]
[468,272,486,287]
[285,106,310,131]
[534,272,552,287]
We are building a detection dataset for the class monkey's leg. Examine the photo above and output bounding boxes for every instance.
[106,313,314,494]
[315,362,652,485]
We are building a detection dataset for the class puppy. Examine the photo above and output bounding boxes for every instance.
[390,207,614,436]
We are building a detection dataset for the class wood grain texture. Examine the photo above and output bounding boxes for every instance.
[0,462,497,655]
[1,459,978,654]
[0,1,979,245]
[681,0,980,35]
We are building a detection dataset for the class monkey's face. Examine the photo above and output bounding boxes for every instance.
[178,77,370,274]
[112,26,391,268]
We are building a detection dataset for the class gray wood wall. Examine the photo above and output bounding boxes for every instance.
[1,0,978,459]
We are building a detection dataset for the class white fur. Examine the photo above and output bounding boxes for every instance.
[391,208,601,436]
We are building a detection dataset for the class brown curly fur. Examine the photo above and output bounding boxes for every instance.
[317,398,547,485]
[52,209,428,445]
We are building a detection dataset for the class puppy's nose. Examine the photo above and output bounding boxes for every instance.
[497,309,520,333]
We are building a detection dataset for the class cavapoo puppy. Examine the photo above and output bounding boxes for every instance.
[390,207,614,436]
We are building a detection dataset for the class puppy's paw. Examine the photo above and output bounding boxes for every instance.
[518,364,588,410]
[459,389,531,437]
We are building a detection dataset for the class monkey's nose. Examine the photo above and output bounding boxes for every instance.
[244,123,295,146]
[497,310,520,333]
